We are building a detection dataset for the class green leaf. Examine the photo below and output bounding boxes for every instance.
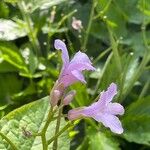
[87,127,120,150]
[0,19,27,41]
[0,96,70,150]
[122,96,150,145]
[8,0,68,13]
[0,42,29,74]
[122,54,139,97]
[0,73,23,106]
[0,2,9,18]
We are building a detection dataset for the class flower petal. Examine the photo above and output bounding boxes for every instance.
[54,39,69,68]
[59,73,77,87]
[107,102,124,115]
[68,108,85,120]
[93,113,123,134]
[69,62,95,72]
[71,70,86,83]
[98,83,117,105]
[70,51,92,64]
[68,51,95,72]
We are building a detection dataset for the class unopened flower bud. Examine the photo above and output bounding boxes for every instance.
[50,81,65,107]
[72,17,83,32]
[63,90,76,106]
[50,90,61,107]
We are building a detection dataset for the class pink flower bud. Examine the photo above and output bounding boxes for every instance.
[63,90,76,106]
[50,90,61,107]
[50,81,65,107]
[71,17,83,32]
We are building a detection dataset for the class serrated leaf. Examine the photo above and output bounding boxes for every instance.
[0,19,27,41]
[0,96,70,150]
[122,96,150,145]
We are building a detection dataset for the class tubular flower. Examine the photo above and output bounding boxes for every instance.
[54,39,95,87]
[68,83,125,134]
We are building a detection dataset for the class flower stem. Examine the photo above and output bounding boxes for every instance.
[48,122,72,145]
[82,1,97,51]
[18,1,40,56]
[0,132,18,150]
[40,106,54,150]
[41,134,47,150]
[52,102,63,150]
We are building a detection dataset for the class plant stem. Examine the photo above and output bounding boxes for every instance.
[93,52,113,97]
[52,101,63,150]
[107,24,122,74]
[93,47,111,64]
[18,1,40,56]
[0,132,18,150]
[41,106,54,150]
[82,1,96,51]
[41,134,47,150]
[138,78,150,100]
[48,122,72,145]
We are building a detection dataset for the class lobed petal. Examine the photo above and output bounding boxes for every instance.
[70,51,92,64]
[54,39,69,69]
[68,62,95,72]
[93,113,123,134]
[98,83,117,105]
[71,70,86,83]
[68,51,95,72]
[107,102,124,115]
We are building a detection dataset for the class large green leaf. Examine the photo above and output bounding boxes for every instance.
[5,0,68,13]
[87,127,120,150]
[0,96,70,149]
[0,19,27,41]
[122,96,150,145]
[0,42,29,74]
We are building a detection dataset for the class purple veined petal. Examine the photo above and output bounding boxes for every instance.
[54,39,69,68]
[82,101,101,116]
[107,83,117,102]
[70,51,92,65]
[93,113,123,134]
[71,70,86,83]
[98,83,117,105]
[68,51,95,71]
[107,102,125,115]
[59,70,86,87]
[68,62,95,72]
[68,108,85,120]
[59,73,77,87]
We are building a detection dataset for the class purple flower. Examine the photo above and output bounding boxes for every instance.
[54,39,95,87]
[68,83,125,134]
